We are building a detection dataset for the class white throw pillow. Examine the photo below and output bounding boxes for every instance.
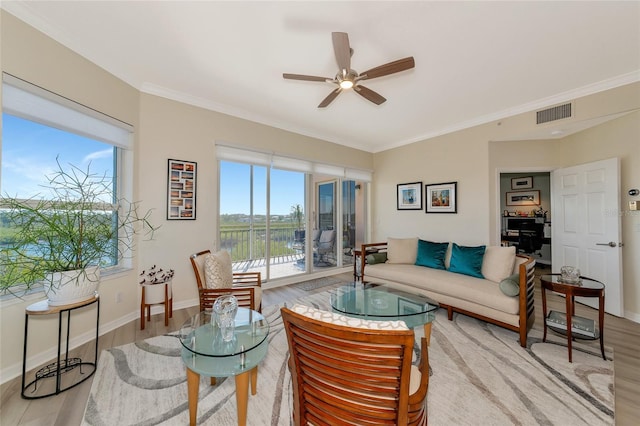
[291,304,408,330]
[481,246,516,283]
[204,250,233,289]
[386,237,418,264]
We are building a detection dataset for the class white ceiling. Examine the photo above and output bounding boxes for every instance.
[3,1,639,153]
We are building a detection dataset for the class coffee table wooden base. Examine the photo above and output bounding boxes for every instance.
[423,322,432,346]
[186,366,258,426]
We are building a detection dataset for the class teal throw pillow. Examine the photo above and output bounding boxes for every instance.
[366,252,388,265]
[499,273,521,297]
[448,243,486,278]
[415,239,448,270]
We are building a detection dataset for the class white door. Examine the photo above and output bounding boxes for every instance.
[552,157,623,316]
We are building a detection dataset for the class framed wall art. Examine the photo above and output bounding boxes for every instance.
[505,190,540,206]
[425,182,457,213]
[167,159,197,220]
[397,182,422,210]
[511,176,533,190]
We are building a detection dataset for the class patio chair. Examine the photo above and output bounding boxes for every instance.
[189,249,262,312]
[281,305,429,425]
[313,229,336,266]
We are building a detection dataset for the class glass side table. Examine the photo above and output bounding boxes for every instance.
[179,308,269,426]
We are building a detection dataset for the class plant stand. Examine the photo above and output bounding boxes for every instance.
[21,295,99,399]
[140,279,173,330]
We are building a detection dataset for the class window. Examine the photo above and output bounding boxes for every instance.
[217,144,370,281]
[1,74,133,293]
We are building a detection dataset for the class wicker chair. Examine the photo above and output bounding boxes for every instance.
[281,307,429,425]
[189,249,262,312]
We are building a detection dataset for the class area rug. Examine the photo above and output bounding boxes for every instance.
[82,290,614,425]
[292,275,348,291]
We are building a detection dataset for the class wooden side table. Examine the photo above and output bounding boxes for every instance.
[140,279,173,330]
[540,274,605,362]
[22,294,100,399]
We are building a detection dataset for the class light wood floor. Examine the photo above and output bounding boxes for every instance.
[2,269,639,425]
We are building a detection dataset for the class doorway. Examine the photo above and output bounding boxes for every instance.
[499,172,552,265]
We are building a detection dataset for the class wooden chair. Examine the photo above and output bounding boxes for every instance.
[189,249,262,313]
[281,307,429,425]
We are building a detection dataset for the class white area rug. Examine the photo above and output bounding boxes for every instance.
[82,290,614,425]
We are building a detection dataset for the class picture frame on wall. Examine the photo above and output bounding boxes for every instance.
[167,159,197,220]
[397,182,422,210]
[511,176,533,190]
[506,190,540,206]
[426,182,457,213]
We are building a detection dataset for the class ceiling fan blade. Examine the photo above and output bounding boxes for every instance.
[318,88,342,108]
[283,73,330,82]
[332,32,351,72]
[354,85,386,105]
[360,57,415,80]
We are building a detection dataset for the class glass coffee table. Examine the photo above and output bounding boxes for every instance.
[330,284,439,344]
[179,308,269,426]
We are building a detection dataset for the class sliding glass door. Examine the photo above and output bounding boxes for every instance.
[219,161,306,281]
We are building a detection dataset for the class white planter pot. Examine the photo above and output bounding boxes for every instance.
[142,280,172,304]
[45,266,100,306]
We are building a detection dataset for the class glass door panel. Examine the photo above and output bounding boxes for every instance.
[313,181,337,271]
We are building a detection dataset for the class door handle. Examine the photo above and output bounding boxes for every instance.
[596,242,617,247]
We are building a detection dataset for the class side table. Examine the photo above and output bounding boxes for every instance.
[540,274,605,362]
[22,294,100,399]
[140,279,173,330]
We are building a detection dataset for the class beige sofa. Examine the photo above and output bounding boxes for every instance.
[359,238,536,347]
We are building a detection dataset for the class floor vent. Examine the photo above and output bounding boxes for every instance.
[536,103,572,124]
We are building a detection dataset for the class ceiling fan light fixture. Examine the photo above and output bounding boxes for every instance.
[339,79,354,89]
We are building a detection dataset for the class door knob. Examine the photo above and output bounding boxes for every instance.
[596,242,617,247]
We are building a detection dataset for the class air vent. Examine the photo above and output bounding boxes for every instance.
[536,103,572,124]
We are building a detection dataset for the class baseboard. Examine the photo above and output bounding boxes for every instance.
[0,298,199,386]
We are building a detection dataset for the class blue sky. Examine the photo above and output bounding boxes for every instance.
[1,114,114,199]
[219,161,305,216]
[3,113,304,215]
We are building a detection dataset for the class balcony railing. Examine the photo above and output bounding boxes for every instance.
[219,224,302,263]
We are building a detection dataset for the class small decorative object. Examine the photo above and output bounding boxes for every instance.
[560,266,581,284]
[213,295,238,342]
[397,182,422,210]
[139,265,175,285]
[167,159,197,220]
[425,182,457,213]
[511,176,533,190]
[505,190,540,206]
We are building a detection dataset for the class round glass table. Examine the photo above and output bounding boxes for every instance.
[179,308,269,426]
[331,284,439,344]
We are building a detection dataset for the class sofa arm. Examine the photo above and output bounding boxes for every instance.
[359,242,388,278]
[516,254,536,347]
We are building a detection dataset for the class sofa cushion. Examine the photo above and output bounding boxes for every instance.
[481,246,516,283]
[386,237,418,264]
[365,263,520,315]
[448,243,486,278]
[366,252,388,264]
[499,273,521,297]
[291,304,408,330]
[415,239,448,270]
[204,250,233,289]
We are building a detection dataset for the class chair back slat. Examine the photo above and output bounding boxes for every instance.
[282,307,427,426]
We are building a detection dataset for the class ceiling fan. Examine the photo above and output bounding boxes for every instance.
[283,32,415,108]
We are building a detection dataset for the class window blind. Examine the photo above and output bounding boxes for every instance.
[215,144,372,182]
[2,73,133,149]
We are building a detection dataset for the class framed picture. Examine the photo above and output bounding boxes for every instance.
[506,190,540,206]
[425,182,457,213]
[397,182,422,210]
[167,159,197,220]
[511,176,533,190]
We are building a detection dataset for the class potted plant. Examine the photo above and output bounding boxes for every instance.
[0,158,158,304]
